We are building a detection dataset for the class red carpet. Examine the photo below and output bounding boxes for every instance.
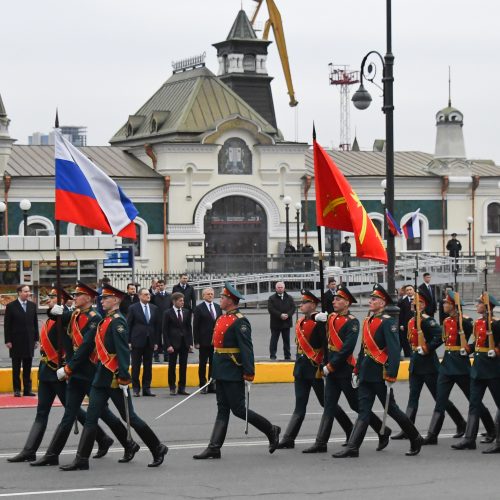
[0,394,63,409]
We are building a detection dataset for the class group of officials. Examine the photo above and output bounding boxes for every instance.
[5,273,500,472]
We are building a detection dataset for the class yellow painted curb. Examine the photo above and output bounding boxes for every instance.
[0,361,411,393]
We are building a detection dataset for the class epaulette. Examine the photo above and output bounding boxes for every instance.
[236,313,244,318]
[463,315,470,320]
[348,314,356,320]
[422,314,429,319]
[89,311,96,317]
[382,314,391,319]
[113,313,120,318]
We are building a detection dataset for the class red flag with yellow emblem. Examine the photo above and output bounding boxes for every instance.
[313,139,387,264]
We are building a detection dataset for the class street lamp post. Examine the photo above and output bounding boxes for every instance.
[204,202,213,273]
[466,216,473,257]
[352,0,396,300]
[380,178,387,241]
[20,199,31,236]
[283,196,294,252]
[294,202,302,251]
[0,201,6,236]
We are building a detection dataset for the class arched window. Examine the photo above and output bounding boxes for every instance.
[400,212,429,252]
[74,225,95,236]
[218,137,252,175]
[487,202,500,233]
[123,224,142,257]
[185,166,193,200]
[19,215,54,236]
[121,217,148,259]
[27,222,48,236]
[406,220,424,251]
[369,213,384,240]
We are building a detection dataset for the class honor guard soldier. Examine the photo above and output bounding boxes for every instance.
[422,290,495,445]
[303,285,391,454]
[334,284,423,458]
[277,290,353,450]
[391,292,466,440]
[7,288,92,463]
[60,284,167,470]
[452,292,500,452]
[32,282,137,467]
[194,282,281,459]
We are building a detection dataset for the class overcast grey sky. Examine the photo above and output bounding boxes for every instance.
[2,0,499,163]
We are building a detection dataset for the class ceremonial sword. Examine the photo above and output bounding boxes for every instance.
[381,386,392,435]
[122,386,132,441]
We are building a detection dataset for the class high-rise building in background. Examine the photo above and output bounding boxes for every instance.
[28,126,86,146]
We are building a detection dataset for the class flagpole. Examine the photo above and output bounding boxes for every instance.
[54,110,63,367]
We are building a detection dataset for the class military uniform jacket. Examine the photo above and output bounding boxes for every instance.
[293,317,325,380]
[440,315,473,376]
[93,310,131,388]
[470,317,500,380]
[212,309,254,382]
[407,314,442,375]
[356,314,400,383]
[325,313,359,378]
[66,307,102,383]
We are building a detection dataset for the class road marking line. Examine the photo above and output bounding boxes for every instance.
[0,488,106,497]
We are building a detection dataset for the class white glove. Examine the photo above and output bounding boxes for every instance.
[315,312,327,323]
[460,348,468,356]
[385,380,395,389]
[119,384,129,396]
[351,373,359,389]
[56,367,67,381]
[488,349,496,358]
[51,304,64,316]
[322,365,330,377]
[417,346,425,355]
[245,380,253,391]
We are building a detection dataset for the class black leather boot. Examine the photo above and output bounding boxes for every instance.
[391,407,416,440]
[332,419,368,458]
[59,426,96,471]
[7,421,46,463]
[276,414,304,449]
[93,434,114,459]
[480,408,496,444]
[335,405,353,446]
[302,415,334,453]
[422,411,445,445]
[267,425,281,454]
[148,444,168,467]
[445,401,466,438]
[451,413,479,450]
[30,424,70,466]
[483,411,500,454]
[193,420,228,459]
[118,439,140,463]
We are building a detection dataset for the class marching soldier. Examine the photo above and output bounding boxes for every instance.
[32,282,138,467]
[452,292,500,452]
[302,285,391,454]
[422,291,495,445]
[391,292,466,440]
[7,288,92,463]
[193,282,280,459]
[60,284,167,470]
[276,290,353,450]
[334,284,423,458]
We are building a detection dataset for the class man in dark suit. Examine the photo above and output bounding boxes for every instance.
[172,274,196,312]
[151,279,171,362]
[119,283,139,316]
[267,282,296,360]
[4,284,39,397]
[163,292,193,395]
[397,284,414,357]
[193,287,222,393]
[418,273,437,317]
[322,277,337,315]
[127,288,161,397]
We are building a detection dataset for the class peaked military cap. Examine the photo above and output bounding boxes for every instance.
[101,283,126,300]
[444,290,463,307]
[73,280,99,298]
[301,289,320,304]
[48,287,73,302]
[221,281,244,302]
[370,284,393,305]
[478,292,499,309]
[335,284,357,304]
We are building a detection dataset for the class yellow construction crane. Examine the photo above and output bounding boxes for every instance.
[251,0,298,107]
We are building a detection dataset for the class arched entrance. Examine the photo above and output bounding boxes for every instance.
[204,196,267,273]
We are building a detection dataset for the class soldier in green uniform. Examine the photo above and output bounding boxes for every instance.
[31,282,137,467]
[277,290,353,450]
[334,284,423,458]
[452,292,500,452]
[60,284,167,471]
[391,292,466,440]
[193,282,280,459]
[7,288,93,463]
[422,290,495,445]
[302,285,391,454]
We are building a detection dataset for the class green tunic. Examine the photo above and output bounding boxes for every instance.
[408,314,442,375]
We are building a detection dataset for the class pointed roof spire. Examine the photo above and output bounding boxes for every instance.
[227,9,257,40]
[0,93,6,118]
[352,136,360,152]
[448,66,452,107]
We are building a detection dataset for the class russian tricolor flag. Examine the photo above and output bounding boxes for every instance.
[402,209,421,239]
[385,209,402,236]
[55,129,138,239]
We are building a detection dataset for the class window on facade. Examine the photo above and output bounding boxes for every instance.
[74,225,94,236]
[487,202,500,233]
[406,220,423,251]
[372,218,384,239]
[218,137,252,175]
[243,54,256,72]
[27,222,49,236]
[122,224,141,257]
